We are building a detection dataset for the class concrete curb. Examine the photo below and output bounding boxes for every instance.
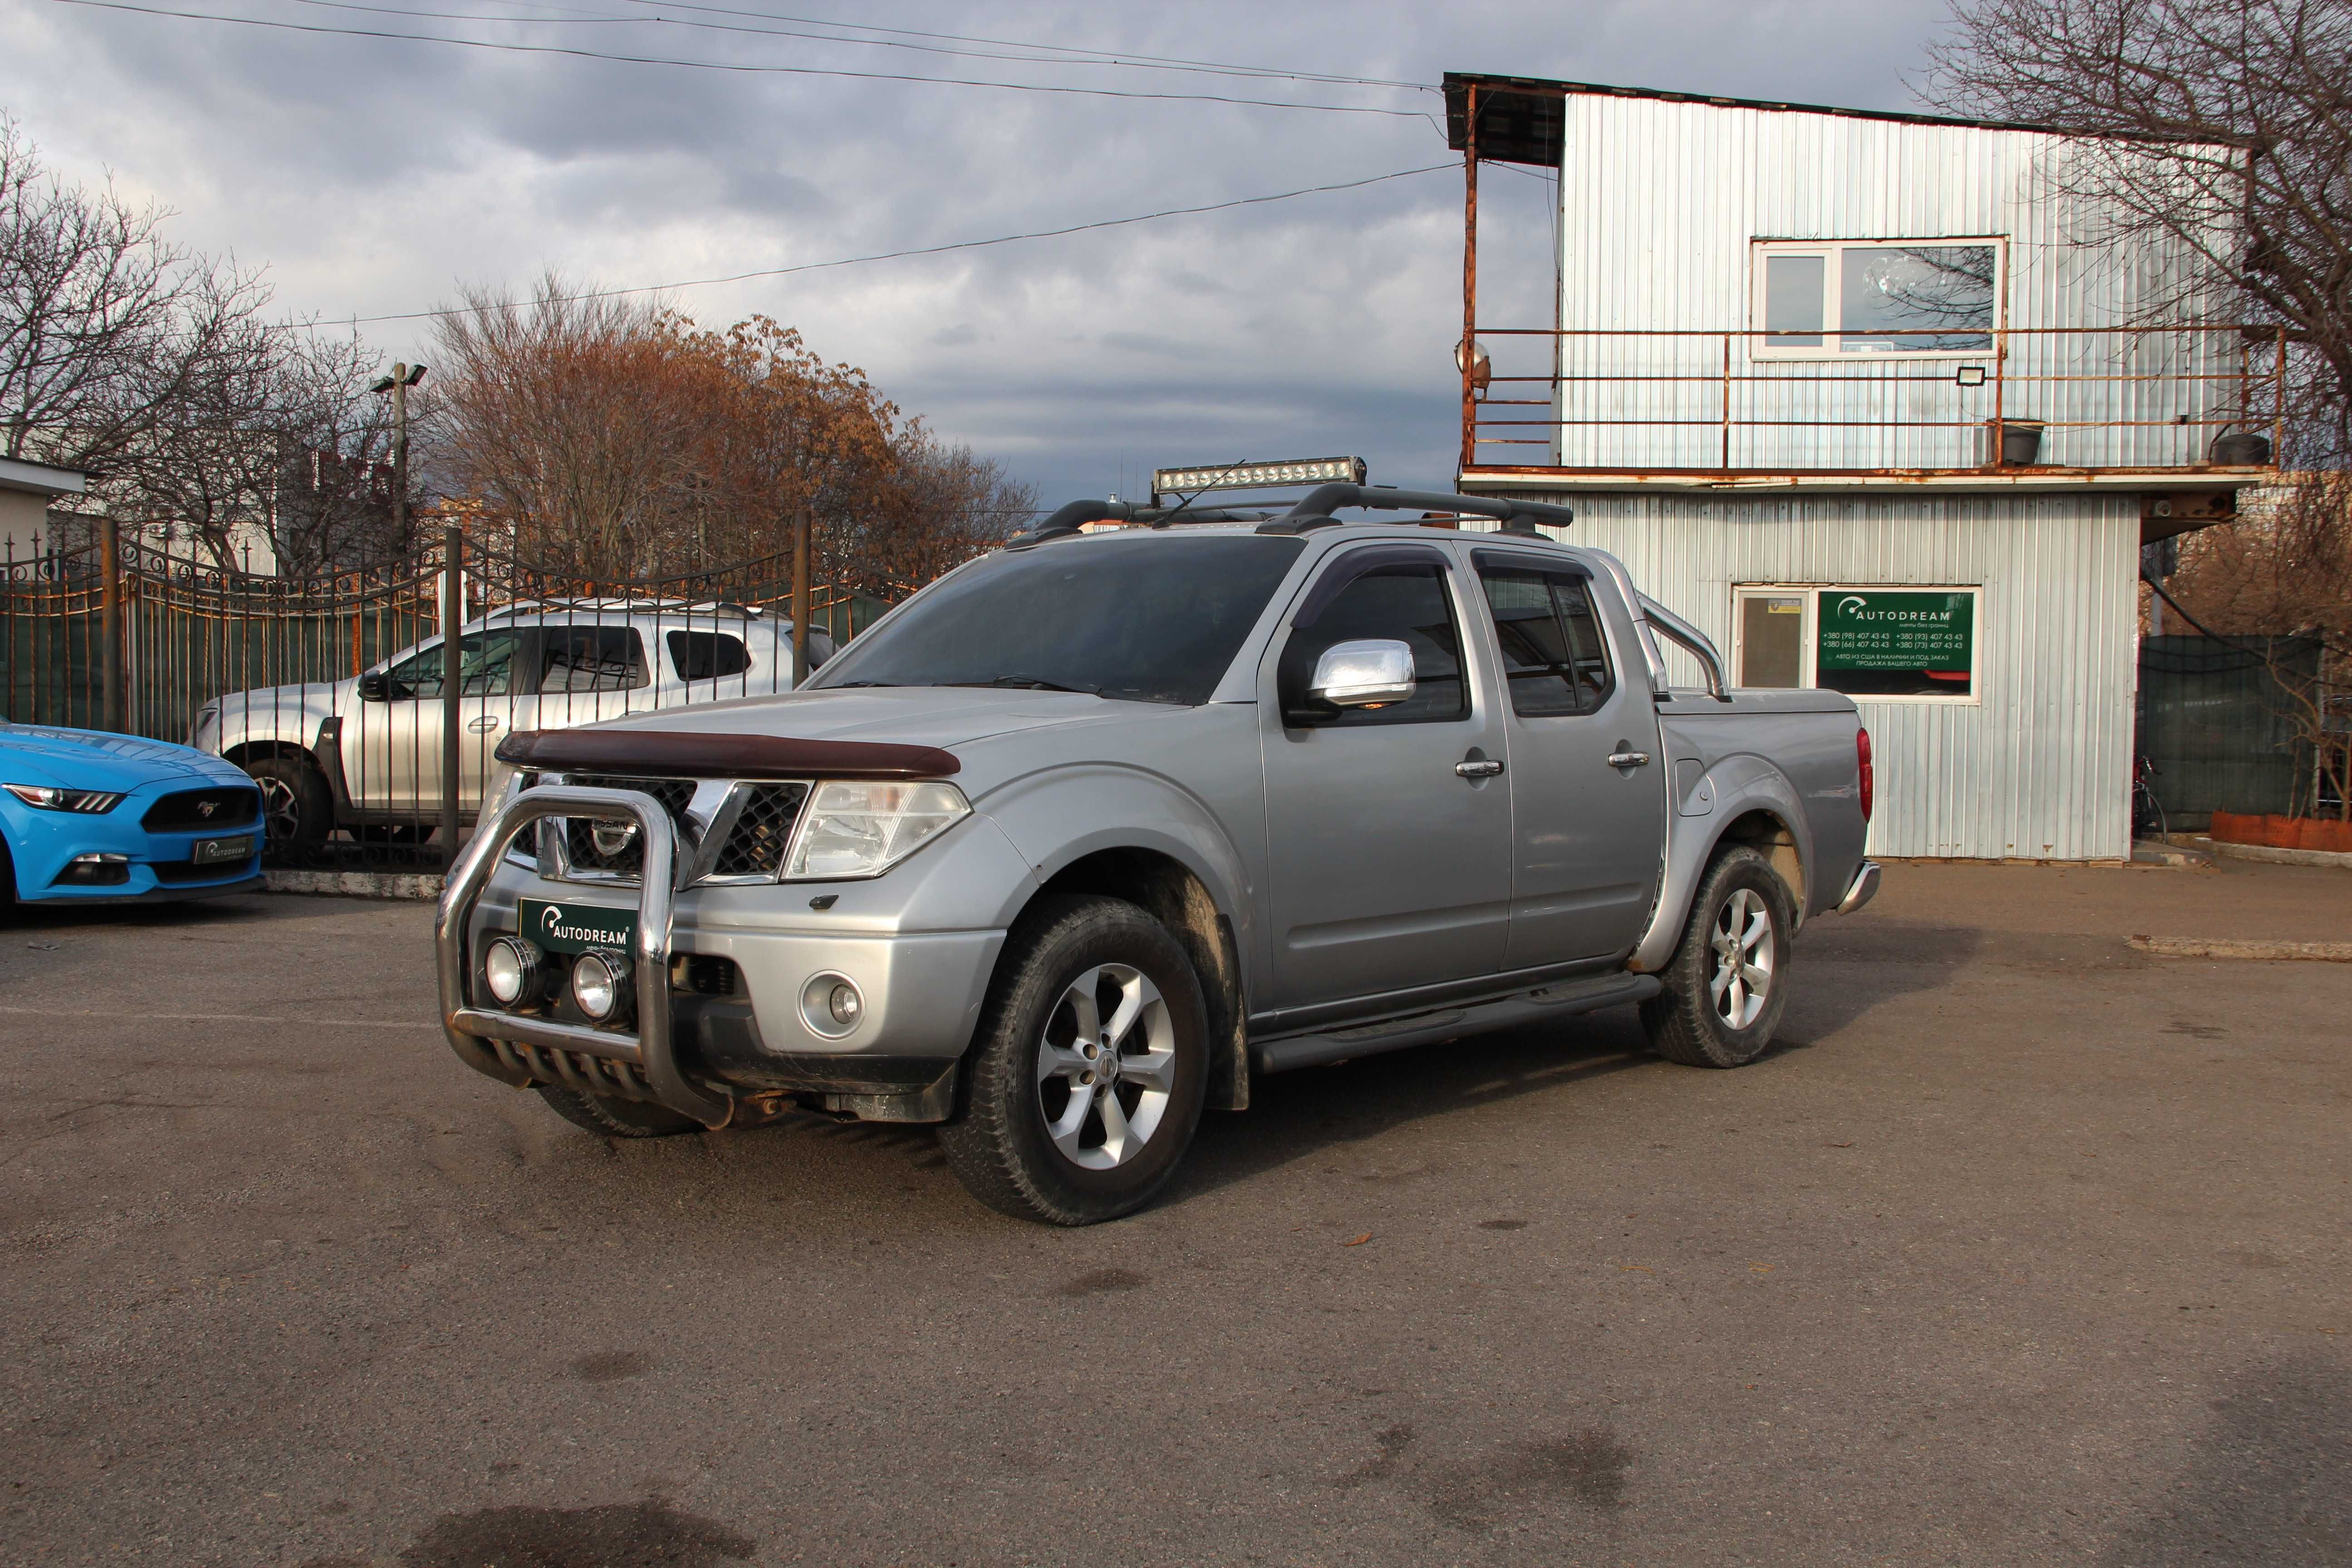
[264,870,444,901]
[2129,935,2352,963]
[2166,834,2352,871]
[2132,838,2215,868]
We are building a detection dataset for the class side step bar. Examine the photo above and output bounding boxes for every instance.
[1251,971,1661,1075]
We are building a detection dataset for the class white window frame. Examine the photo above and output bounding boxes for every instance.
[1731,584,1984,706]
[1749,238,2007,362]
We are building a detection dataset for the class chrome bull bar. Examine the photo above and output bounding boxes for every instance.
[434,784,733,1128]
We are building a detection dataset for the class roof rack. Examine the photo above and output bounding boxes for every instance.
[1253,485,1574,536]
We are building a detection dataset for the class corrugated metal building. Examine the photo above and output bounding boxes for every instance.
[1444,74,2277,860]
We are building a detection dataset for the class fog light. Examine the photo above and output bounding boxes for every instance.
[571,950,633,1023]
[484,935,542,1005]
[56,853,131,887]
[799,972,864,1038]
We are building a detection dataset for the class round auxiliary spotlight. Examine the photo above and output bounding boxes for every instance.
[571,949,634,1023]
[484,935,543,1005]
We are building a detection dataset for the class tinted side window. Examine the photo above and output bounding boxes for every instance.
[666,630,751,681]
[1481,568,1614,716]
[1279,564,1468,726]
[383,630,525,700]
[540,627,648,692]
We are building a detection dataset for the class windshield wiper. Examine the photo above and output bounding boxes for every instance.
[821,680,899,688]
[948,675,1101,695]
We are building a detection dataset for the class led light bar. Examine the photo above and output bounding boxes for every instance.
[1153,456,1367,496]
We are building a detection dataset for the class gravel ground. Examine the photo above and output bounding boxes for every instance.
[2,857,2347,1567]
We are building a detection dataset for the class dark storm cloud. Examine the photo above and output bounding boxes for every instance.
[3,0,1947,503]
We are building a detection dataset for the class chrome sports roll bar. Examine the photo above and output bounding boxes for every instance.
[433,784,733,1128]
[1636,593,1734,703]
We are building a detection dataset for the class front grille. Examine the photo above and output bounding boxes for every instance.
[529,774,808,885]
[154,855,255,883]
[710,784,808,878]
[536,774,697,878]
[142,787,260,833]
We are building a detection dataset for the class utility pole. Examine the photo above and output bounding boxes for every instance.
[371,362,427,547]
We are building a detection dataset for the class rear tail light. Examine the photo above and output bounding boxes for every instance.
[1857,727,1874,822]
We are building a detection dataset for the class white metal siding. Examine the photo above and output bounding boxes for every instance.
[1501,492,2142,860]
[1549,96,2234,472]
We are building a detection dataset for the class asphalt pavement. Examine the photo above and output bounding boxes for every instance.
[2,858,2347,1567]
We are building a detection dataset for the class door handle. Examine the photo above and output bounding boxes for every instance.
[1607,751,1651,768]
[1455,758,1504,779]
[467,715,501,733]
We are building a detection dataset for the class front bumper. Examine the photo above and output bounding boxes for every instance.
[436,784,1003,1128]
[2,785,264,903]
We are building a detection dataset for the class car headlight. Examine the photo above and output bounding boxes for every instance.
[4,784,126,813]
[190,703,220,751]
[784,780,971,881]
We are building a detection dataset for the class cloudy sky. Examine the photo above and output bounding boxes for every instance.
[5,0,1953,505]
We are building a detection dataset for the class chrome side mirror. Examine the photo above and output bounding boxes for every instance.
[1308,638,1416,709]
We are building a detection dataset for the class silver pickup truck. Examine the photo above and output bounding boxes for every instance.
[435,485,1879,1225]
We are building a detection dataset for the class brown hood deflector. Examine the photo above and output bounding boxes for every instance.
[495,729,960,780]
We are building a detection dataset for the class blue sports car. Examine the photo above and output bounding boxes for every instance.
[0,721,265,905]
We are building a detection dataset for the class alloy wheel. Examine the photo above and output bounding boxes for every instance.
[1707,887,1775,1030]
[257,775,302,849]
[1034,962,1177,1170]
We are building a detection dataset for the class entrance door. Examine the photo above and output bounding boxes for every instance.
[1258,545,1514,1013]
[1472,552,1666,967]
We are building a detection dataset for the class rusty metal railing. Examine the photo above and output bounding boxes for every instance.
[1462,323,2288,476]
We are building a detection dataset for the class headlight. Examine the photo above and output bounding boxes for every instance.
[4,784,126,813]
[190,704,220,751]
[784,780,970,881]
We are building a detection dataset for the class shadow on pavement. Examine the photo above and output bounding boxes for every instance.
[2103,1354,2352,1566]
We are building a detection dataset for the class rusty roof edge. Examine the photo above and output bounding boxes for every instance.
[1441,71,2205,150]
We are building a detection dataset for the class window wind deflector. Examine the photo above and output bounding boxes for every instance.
[1473,548,1591,578]
[1291,544,1455,631]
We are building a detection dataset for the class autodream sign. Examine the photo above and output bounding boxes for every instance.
[1814,589,1975,697]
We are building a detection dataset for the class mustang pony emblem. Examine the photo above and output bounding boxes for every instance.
[197,800,218,818]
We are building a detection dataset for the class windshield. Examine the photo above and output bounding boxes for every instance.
[809,533,1304,706]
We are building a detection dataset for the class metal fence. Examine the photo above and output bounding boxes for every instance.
[2136,634,2329,829]
[3,524,894,870]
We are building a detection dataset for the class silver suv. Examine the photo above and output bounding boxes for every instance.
[436,488,1879,1225]
[195,600,831,857]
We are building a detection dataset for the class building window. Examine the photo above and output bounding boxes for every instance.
[1733,586,1980,701]
[1753,240,2002,358]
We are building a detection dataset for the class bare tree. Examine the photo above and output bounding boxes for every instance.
[429,276,729,577]
[1924,0,2352,462]
[428,282,907,582]
[858,426,1037,592]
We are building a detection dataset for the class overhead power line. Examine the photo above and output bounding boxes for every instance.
[41,0,1434,120]
[608,0,1435,92]
[279,0,1432,95]
[328,162,1456,325]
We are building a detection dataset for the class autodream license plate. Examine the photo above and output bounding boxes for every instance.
[191,834,254,865]
[519,897,637,956]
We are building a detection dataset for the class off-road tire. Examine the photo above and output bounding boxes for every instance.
[535,1084,706,1138]
[244,755,331,865]
[938,894,1210,1225]
[1640,845,1796,1068]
